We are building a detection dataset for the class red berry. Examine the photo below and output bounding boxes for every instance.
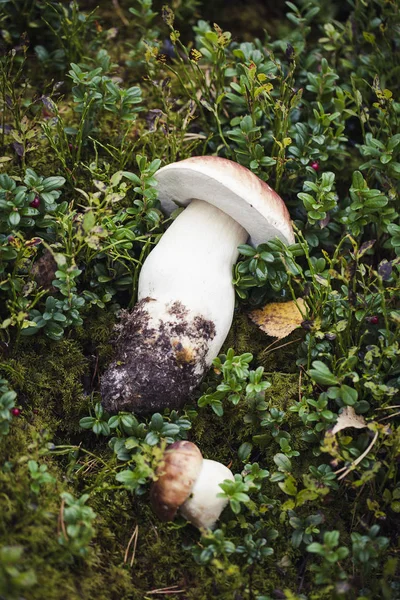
[369,316,379,325]
[30,197,40,209]
[11,408,21,416]
[310,161,320,171]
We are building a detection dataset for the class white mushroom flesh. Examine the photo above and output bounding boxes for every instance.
[138,199,248,367]
[180,458,235,530]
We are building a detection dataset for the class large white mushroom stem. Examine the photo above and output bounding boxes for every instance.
[101,199,247,415]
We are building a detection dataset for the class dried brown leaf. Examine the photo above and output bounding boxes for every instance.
[250,298,306,339]
[330,406,367,435]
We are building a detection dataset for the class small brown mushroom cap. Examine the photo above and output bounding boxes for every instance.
[150,441,203,521]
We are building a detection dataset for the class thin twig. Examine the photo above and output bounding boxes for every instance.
[130,525,139,567]
[263,337,302,356]
[81,458,98,476]
[336,430,379,481]
[298,369,302,403]
[112,0,129,25]
[146,585,185,595]
[124,524,139,566]
[334,464,348,475]
[58,499,67,539]
[91,353,99,388]
[183,133,207,140]
[262,336,286,353]
[378,410,400,422]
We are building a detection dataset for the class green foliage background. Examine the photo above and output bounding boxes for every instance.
[0,0,399,599]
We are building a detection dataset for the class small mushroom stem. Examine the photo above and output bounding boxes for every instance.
[180,458,234,530]
[101,200,247,414]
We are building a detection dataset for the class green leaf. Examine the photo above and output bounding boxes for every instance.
[291,529,303,548]
[94,403,104,419]
[79,416,96,429]
[234,492,250,503]
[83,211,96,232]
[24,168,40,187]
[98,421,109,435]
[230,499,241,514]
[295,488,319,506]
[278,475,297,496]
[238,442,252,461]
[273,453,292,472]
[1,390,17,403]
[121,171,141,185]
[145,430,160,446]
[324,530,340,546]
[42,176,66,192]
[307,542,323,553]
[340,384,358,406]
[44,322,64,340]
[40,192,58,206]
[211,400,223,416]
[116,469,136,484]
[92,422,103,435]
[364,196,388,209]
[0,174,16,191]
[351,170,365,190]
[8,211,21,226]
[309,361,339,386]
[238,244,256,257]
[149,413,164,431]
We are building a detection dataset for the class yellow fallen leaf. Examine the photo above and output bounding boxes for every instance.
[330,406,367,435]
[250,298,306,339]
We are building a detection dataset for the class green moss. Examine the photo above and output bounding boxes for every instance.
[4,337,88,436]
[0,395,301,600]
[0,280,383,599]
[75,306,116,365]
[0,302,350,600]
[1,309,115,438]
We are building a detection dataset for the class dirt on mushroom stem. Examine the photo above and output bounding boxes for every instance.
[100,298,217,414]
[101,200,248,414]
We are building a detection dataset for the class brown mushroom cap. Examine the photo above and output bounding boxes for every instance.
[155,156,295,247]
[150,441,203,521]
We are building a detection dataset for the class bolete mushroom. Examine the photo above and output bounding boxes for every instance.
[101,157,294,414]
[150,440,234,530]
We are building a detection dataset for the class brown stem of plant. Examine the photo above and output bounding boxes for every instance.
[58,499,68,540]
[124,524,139,567]
[335,430,379,481]
[112,0,129,25]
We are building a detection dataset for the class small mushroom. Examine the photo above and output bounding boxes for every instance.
[150,440,234,530]
[101,157,294,414]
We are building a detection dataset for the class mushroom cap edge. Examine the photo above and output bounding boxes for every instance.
[154,156,295,247]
